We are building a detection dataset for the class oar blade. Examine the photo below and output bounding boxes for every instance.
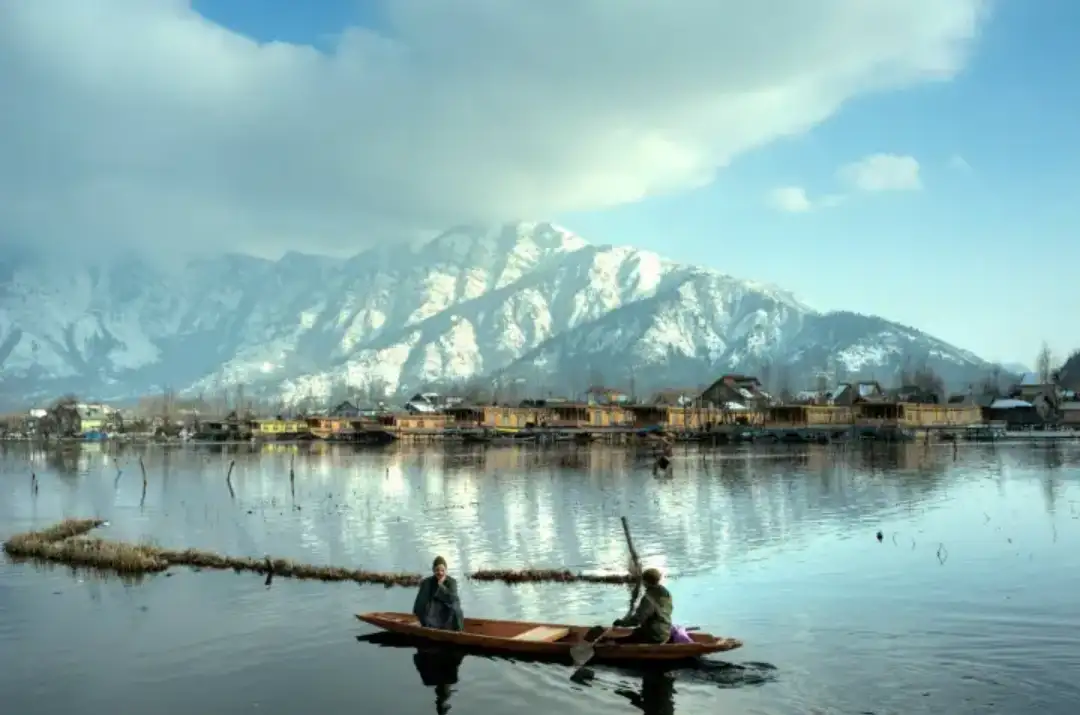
[570,625,609,668]
[569,641,595,666]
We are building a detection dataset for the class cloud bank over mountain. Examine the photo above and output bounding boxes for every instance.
[0,0,987,261]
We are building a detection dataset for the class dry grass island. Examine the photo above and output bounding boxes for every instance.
[2,518,635,587]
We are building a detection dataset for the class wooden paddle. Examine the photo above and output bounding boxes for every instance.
[569,626,614,667]
[569,517,646,672]
[569,625,700,667]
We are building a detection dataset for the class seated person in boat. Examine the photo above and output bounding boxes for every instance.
[610,567,673,644]
[412,555,464,631]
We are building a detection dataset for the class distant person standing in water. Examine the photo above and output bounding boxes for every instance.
[412,556,465,631]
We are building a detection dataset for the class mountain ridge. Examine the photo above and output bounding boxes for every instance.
[0,222,996,410]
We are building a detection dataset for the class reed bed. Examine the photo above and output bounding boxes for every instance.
[470,568,634,585]
[3,519,634,587]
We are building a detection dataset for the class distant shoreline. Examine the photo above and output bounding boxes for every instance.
[2,430,1078,447]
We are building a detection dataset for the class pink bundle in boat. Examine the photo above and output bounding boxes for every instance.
[669,625,693,644]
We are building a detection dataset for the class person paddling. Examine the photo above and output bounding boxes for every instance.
[608,567,673,644]
[412,556,465,631]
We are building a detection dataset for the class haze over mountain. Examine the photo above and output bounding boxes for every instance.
[0,223,998,411]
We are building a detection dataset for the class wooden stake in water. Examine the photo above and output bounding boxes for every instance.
[226,460,236,499]
[264,555,274,587]
[139,457,147,487]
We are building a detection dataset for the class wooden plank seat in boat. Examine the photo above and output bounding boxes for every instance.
[511,626,570,642]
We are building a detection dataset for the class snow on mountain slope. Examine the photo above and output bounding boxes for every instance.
[0,222,994,409]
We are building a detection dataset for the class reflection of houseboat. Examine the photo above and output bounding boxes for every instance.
[461,427,543,445]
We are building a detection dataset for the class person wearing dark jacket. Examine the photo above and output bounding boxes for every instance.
[611,568,673,644]
[412,556,465,631]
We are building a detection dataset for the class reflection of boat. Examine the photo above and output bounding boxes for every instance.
[461,429,540,445]
[356,612,742,662]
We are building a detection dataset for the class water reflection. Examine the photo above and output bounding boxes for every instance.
[612,671,674,715]
[4,442,1080,714]
[412,648,464,714]
[2,441,973,611]
[356,630,774,715]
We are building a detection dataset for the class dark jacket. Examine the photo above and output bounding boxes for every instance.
[412,575,464,631]
[619,584,673,643]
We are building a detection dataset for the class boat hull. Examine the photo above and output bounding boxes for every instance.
[355,611,742,662]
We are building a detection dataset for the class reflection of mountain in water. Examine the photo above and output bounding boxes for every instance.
[0,442,1024,621]
[349,444,961,587]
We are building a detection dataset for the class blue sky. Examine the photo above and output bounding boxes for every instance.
[117,1,1080,365]
[570,0,1080,368]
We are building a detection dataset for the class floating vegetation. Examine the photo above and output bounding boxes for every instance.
[470,568,634,585]
[3,520,635,587]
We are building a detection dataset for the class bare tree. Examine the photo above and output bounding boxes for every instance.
[458,377,490,404]
[325,382,351,409]
[911,366,945,400]
[775,364,792,403]
[814,373,829,394]
[758,359,773,394]
[588,366,606,390]
[1036,341,1054,384]
[896,351,914,388]
[41,394,81,438]
[977,372,1000,397]
[1052,348,1079,388]
[359,377,389,405]
[503,378,527,405]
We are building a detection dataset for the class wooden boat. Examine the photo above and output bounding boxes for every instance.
[356,612,742,662]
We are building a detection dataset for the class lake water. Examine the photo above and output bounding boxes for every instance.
[2,441,1079,714]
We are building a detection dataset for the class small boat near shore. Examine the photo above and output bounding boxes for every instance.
[355,612,742,662]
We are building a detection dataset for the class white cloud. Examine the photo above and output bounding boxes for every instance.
[837,153,923,192]
[0,0,987,260]
[767,187,848,213]
[767,187,813,213]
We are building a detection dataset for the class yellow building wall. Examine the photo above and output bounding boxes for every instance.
[254,419,309,435]
[899,404,981,427]
[765,407,808,427]
[585,406,635,427]
[80,418,104,432]
[254,420,285,434]
[396,414,448,431]
[804,406,854,425]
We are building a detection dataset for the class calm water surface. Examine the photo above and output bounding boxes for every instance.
[2,442,1079,714]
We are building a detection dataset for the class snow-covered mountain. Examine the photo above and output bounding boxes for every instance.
[0,222,995,410]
